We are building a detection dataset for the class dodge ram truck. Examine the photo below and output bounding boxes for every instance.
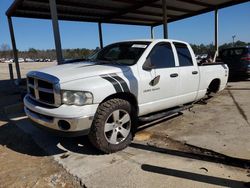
[24,39,228,153]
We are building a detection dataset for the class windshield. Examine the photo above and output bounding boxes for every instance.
[89,41,150,65]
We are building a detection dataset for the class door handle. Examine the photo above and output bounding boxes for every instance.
[170,73,178,78]
[192,71,198,75]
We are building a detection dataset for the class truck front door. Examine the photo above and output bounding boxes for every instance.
[139,42,180,115]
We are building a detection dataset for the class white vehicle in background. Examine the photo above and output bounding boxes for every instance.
[4,59,14,63]
[201,54,208,59]
[0,58,5,63]
[25,58,34,62]
[24,39,228,153]
[18,58,25,63]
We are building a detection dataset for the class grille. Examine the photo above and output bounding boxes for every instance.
[39,90,55,104]
[27,75,60,106]
[38,79,54,89]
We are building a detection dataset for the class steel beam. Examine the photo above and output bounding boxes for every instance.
[162,0,168,39]
[215,8,219,57]
[49,0,63,64]
[8,63,14,80]
[7,16,21,82]
[98,22,104,49]
[150,26,154,39]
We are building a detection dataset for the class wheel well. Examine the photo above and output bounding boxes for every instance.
[101,92,138,115]
[208,79,221,93]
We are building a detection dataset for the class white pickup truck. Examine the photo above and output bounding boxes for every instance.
[24,39,228,153]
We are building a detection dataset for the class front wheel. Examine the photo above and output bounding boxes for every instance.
[88,98,134,153]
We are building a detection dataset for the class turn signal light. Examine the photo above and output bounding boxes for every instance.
[241,55,250,61]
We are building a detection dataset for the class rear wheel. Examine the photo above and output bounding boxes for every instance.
[88,98,134,153]
[207,79,220,97]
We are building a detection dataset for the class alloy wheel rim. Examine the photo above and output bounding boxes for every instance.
[104,109,131,145]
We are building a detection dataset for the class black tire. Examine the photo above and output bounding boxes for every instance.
[207,79,220,97]
[88,98,135,153]
[206,89,216,98]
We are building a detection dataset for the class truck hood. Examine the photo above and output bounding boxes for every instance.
[38,61,129,83]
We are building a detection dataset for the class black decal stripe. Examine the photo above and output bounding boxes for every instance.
[101,76,123,93]
[110,74,130,92]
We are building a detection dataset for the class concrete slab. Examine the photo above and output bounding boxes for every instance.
[145,81,250,160]
[6,116,250,188]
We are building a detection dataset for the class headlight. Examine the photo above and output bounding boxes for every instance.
[62,91,93,106]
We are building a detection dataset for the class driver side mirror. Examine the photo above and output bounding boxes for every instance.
[143,58,155,71]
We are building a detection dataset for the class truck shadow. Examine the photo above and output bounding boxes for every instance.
[0,121,48,157]
[1,110,183,157]
[0,116,102,156]
[0,110,181,157]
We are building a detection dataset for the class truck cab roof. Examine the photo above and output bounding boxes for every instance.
[120,39,189,45]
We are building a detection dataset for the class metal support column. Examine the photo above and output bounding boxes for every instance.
[7,16,21,83]
[49,0,63,64]
[150,26,154,39]
[214,8,219,58]
[162,0,168,39]
[98,22,104,49]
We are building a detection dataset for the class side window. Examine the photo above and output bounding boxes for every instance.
[148,43,175,68]
[174,43,193,67]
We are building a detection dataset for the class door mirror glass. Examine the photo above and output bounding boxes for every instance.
[143,58,155,71]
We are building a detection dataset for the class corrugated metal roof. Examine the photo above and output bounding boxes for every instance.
[6,0,249,26]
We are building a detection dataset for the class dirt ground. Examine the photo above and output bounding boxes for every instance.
[0,80,82,187]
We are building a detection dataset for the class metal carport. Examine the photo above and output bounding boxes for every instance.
[6,0,249,83]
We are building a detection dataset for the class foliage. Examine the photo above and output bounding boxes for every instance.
[190,43,215,57]
[219,40,250,50]
[0,47,95,60]
[0,40,249,61]
[0,43,11,58]
[190,41,250,56]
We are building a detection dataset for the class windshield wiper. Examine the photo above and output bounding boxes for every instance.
[109,61,124,66]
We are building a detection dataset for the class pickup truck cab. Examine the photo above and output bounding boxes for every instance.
[24,39,228,153]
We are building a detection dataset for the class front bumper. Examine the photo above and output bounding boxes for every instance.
[24,95,99,136]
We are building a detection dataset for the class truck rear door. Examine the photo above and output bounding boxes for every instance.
[173,42,199,104]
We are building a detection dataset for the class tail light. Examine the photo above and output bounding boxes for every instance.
[241,54,250,61]
[242,55,250,69]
